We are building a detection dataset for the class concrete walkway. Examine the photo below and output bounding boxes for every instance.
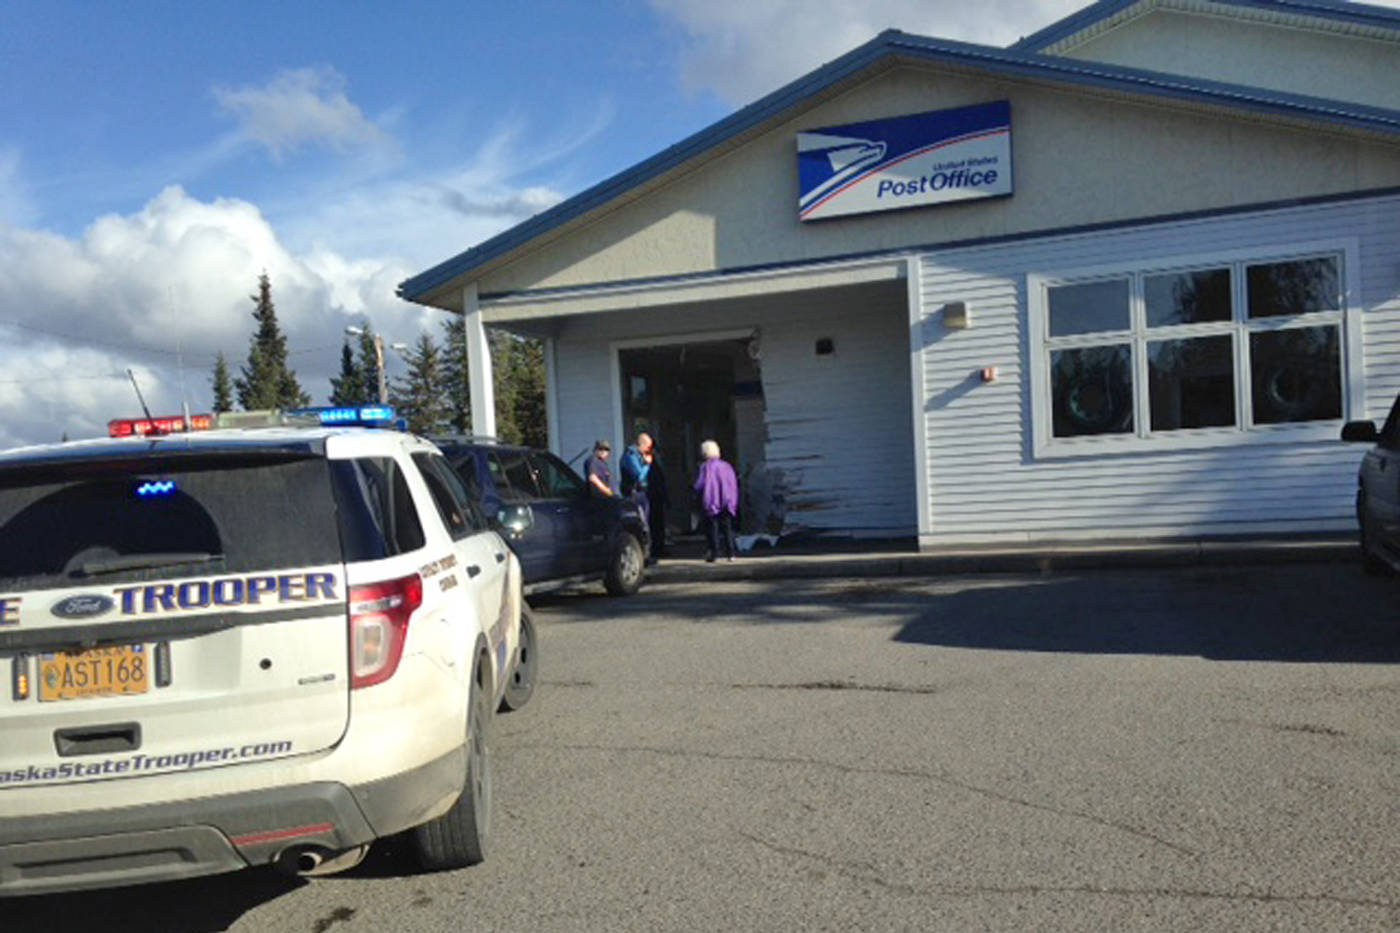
[647,534,1358,583]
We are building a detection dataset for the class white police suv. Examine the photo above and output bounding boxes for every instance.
[0,406,536,896]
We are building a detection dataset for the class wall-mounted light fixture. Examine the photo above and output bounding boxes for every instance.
[942,301,970,329]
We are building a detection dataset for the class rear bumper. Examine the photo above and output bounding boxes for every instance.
[0,744,464,897]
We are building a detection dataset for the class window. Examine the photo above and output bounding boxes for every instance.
[0,455,345,589]
[1031,248,1352,455]
[412,453,489,539]
[329,458,424,559]
[489,451,541,502]
[529,453,586,499]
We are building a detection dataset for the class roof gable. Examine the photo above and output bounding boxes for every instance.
[400,27,1400,307]
[1013,0,1400,54]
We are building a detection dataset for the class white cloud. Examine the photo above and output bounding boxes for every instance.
[0,186,437,448]
[214,66,390,159]
[651,0,1122,104]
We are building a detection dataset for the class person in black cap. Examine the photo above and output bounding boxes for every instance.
[584,439,614,496]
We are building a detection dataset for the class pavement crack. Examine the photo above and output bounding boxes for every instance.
[736,831,1394,909]
[520,741,1197,858]
[728,680,942,695]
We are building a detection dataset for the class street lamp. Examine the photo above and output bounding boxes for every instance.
[345,326,409,404]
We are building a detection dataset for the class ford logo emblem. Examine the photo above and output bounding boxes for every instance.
[51,594,116,619]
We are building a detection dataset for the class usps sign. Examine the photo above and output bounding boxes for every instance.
[797,100,1012,221]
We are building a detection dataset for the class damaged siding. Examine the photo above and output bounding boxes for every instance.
[548,282,917,538]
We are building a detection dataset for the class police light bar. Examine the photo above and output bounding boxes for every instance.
[108,414,214,438]
[284,405,398,426]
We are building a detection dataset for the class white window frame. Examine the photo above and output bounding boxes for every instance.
[1027,238,1362,459]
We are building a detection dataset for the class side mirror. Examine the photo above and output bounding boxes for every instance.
[496,504,535,539]
[1341,420,1378,443]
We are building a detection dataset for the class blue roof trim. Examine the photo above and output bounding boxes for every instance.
[400,28,1400,305]
[1013,0,1400,52]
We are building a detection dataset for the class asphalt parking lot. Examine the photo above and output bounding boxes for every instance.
[8,562,1399,932]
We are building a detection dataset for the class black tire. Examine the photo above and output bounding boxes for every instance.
[411,660,492,871]
[604,531,645,596]
[499,606,537,713]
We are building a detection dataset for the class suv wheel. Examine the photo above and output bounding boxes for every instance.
[499,606,537,712]
[604,531,645,596]
[412,662,492,870]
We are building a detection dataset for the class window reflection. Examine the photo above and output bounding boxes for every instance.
[1047,279,1130,337]
[1144,268,1231,327]
[1249,327,1341,424]
[1247,257,1339,318]
[1051,345,1133,437]
[1148,335,1235,430]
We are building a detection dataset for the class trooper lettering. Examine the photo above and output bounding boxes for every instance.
[114,572,339,615]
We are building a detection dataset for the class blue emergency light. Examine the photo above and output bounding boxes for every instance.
[136,480,177,498]
[287,405,398,426]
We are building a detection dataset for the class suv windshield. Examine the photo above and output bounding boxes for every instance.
[0,454,344,590]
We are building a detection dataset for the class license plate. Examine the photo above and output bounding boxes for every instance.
[38,645,150,702]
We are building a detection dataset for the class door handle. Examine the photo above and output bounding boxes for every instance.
[467,565,482,578]
[495,552,506,564]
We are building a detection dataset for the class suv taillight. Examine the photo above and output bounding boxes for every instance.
[348,573,423,689]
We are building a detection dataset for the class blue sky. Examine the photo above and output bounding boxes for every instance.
[2,0,1391,447]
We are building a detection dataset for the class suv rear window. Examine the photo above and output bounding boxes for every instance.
[0,454,344,590]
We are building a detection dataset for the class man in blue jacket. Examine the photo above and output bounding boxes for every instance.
[620,432,653,530]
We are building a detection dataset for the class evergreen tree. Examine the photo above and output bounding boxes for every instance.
[356,328,383,403]
[234,273,310,410]
[492,330,546,448]
[437,317,546,444]
[390,333,449,434]
[210,353,234,413]
[328,342,365,406]
[440,316,471,433]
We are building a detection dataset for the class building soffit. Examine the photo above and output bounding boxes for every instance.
[401,25,1400,315]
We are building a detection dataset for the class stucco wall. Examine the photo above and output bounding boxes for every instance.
[478,64,1400,296]
[1060,10,1400,111]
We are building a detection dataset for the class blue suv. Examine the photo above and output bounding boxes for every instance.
[433,438,649,596]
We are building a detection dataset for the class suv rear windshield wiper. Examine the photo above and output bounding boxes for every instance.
[74,552,224,578]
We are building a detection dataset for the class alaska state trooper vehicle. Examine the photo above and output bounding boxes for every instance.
[0,406,537,896]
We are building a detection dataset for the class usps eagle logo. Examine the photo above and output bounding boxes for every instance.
[797,100,1013,222]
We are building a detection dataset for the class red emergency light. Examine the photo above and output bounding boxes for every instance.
[108,413,214,438]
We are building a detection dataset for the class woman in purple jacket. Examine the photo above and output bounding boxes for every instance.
[694,439,739,562]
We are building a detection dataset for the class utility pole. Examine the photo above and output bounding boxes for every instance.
[345,326,406,405]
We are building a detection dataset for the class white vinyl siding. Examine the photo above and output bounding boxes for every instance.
[550,283,917,536]
[915,193,1400,545]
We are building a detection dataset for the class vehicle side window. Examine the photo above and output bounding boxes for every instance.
[490,451,541,502]
[1379,394,1400,451]
[411,453,473,540]
[414,452,489,535]
[332,457,425,557]
[530,453,586,498]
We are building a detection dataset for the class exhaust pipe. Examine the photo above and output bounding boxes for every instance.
[295,849,325,874]
[275,843,370,877]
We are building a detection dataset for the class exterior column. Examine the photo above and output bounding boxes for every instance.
[463,283,496,437]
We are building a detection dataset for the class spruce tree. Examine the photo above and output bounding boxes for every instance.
[211,353,234,412]
[440,316,471,433]
[328,342,365,405]
[390,333,449,435]
[234,273,309,410]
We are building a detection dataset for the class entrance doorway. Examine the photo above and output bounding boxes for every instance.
[617,336,765,536]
